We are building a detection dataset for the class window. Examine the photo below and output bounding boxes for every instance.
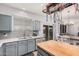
[60,24,66,35]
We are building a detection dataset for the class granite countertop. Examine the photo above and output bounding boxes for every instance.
[59,35,79,40]
[59,35,70,39]
[0,38,19,47]
[0,35,44,47]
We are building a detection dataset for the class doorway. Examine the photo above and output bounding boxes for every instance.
[43,25,53,41]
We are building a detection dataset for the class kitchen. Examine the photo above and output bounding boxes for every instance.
[0,3,79,56]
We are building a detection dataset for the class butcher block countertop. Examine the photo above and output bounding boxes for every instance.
[37,40,79,56]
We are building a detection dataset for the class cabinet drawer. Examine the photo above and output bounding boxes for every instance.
[5,42,17,46]
[18,40,27,45]
[28,39,35,43]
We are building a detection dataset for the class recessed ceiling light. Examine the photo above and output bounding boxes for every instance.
[41,4,43,6]
[22,8,26,10]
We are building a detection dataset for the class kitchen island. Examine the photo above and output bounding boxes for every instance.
[37,40,79,56]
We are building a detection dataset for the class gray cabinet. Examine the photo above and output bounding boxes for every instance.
[0,39,36,56]
[0,47,3,56]
[37,47,52,56]
[27,39,36,53]
[5,45,17,56]
[5,42,17,56]
[18,40,28,56]
[33,20,40,31]
[0,14,13,32]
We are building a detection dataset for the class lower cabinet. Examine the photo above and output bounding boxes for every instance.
[18,40,28,56]
[6,45,17,56]
[0,39,36,56]
[27,39,36,53]
[5,42,17,56]
[0,47,3,56]
[37,47,52,56]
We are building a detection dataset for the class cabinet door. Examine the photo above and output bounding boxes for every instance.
[18,40,28,56]
[0,14,12,32]
[28,39,36,53]
[5,42,17,56]
[33,20,40,31]
[0,47,3,56]
[6,45,17,56]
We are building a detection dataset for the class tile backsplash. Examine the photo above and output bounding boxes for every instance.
[0,16,33,39]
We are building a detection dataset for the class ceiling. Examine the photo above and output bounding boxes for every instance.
[4,3,46,16]
[3,3,79,24]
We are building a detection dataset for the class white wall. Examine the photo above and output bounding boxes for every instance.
[52,12,60,39]
[61,4,79,36]
[68,22,79,36]
[51,4,79,39]
[0,4,46,37]
[0,4,43,20]
[0,4,56,38]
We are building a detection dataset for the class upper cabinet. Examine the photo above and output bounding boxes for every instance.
[33,20,40,31]
[0,14,13,32]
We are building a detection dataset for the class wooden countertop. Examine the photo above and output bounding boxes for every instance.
[37,40,79,56]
